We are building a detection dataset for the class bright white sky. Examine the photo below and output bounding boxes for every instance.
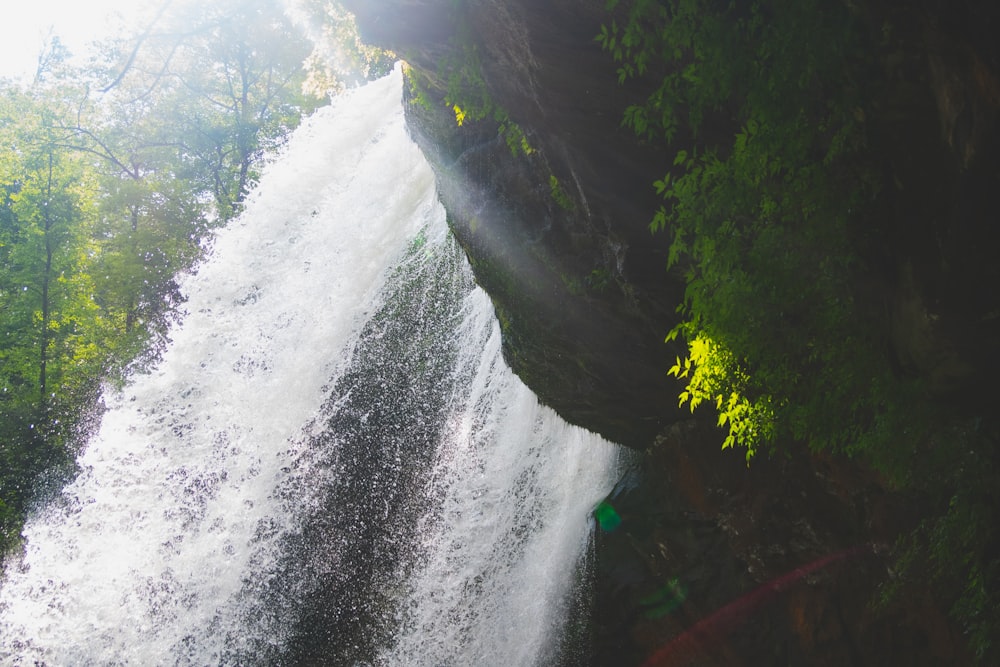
[0,0,150,81]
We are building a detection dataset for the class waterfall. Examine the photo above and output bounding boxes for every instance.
[0,66,624,665]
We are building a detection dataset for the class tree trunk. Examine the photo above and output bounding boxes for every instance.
[38,152,54,412]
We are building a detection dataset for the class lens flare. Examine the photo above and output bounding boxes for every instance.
[641,544,871,667]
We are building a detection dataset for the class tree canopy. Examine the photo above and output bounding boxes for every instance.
[0,0,389,556]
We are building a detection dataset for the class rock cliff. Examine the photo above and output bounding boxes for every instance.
[338,0,998,663]
[344,0,687,448]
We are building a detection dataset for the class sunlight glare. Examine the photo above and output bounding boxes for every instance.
[0,0,151,81]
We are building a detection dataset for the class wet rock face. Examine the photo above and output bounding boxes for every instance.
[340,0,998,663]
[341,0,687,448]
[869,0,1000,405]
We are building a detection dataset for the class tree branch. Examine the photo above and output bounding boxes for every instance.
[101,0,175,93]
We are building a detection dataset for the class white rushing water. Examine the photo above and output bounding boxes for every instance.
[0,66,624,665]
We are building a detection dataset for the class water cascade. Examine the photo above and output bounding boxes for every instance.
[0,67,624,665]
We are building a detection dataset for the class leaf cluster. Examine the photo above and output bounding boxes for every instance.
[599,0,998,654]
[289,0,397,94]
[435,26,533,158]
[601,0,884,461]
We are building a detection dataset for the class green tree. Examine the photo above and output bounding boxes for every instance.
[287,0,397,94]
[599,0,887,462]
[97,0,323,220]
[0,82,107,549]
[0,0,331,555]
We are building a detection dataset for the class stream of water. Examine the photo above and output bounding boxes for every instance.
[0,66,624,665]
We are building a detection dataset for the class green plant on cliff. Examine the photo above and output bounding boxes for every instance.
[548,174,574,211]
[600,0,997,658]
[403,66,435,112]
[599,0,900,463]
[439,28,533,157]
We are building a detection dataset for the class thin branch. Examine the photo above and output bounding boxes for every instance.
[125,41,183,104]
[101,0,175,93]
[45,123,140,180]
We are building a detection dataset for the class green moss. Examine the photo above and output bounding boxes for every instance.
[403,66,434,112]
[438,23,533,157]
[560,272,585,296]
[548,174,574,211]
[586,268,611,294]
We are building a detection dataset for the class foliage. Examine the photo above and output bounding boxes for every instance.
[0,0,332,558]
[586,268,611,294]
[668,334,774,461]
[599,0,894,461]
[287,0,397,95]
[92,0,325,220]
[437,28,533,157]
[877,423,999,663]
[403,66,435,112]
[548,175,574,211]
[0,82,108,550]
[599,0,997,655]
